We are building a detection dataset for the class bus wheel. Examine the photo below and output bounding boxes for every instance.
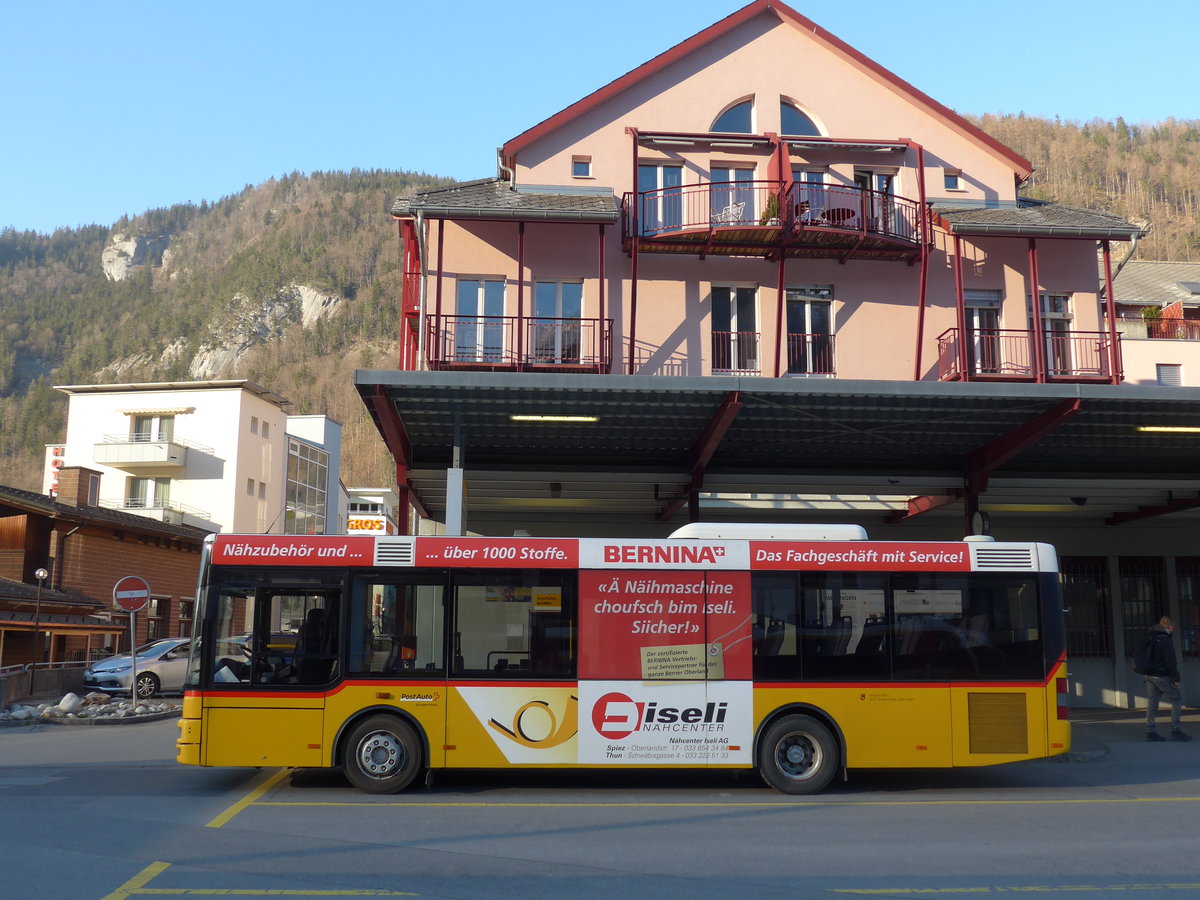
[342,716,422,794]
[758,715,837,795]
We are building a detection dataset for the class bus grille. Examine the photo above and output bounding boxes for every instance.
[971,547,1035,570]
[374,538,415,566]
[967,693,1028,754]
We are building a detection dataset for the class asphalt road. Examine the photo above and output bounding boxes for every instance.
[0,710,1197,899]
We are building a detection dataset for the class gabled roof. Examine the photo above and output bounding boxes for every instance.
[936,201,1144,240]
[393,178,620,223]
[1113,261,1200,307]
[500,0,1032,178]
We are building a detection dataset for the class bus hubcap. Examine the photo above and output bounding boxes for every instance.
[358,732,403,779]
[778,735,817,778]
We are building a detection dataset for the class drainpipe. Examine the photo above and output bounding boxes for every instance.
[415,211,428,370]
[53,523,83,591]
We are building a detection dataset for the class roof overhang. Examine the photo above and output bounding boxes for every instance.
[355,371,1200,531]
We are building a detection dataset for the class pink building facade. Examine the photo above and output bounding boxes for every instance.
[394,1,1138,387]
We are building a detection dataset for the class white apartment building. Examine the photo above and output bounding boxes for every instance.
[46,381,342,535]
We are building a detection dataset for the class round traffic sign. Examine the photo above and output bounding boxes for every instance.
[113,575,151,612]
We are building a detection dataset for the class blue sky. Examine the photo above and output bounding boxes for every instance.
[2,1,1196,234]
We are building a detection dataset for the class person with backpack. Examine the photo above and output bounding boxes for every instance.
[1138,616,1190,742]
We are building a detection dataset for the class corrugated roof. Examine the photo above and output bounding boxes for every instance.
[393,179,620,223]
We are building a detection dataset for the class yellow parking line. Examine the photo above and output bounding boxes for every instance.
[99,861,171,900]
[253,796,1200,809]
[124,891,414,896]
[835,886,1200,895]
[205,768,291,829]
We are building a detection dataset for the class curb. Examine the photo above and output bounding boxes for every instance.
[0,708,182,727]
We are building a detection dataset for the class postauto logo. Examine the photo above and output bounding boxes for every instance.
[590,691,728,740]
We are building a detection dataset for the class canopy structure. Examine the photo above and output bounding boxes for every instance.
[357,371,1200,535]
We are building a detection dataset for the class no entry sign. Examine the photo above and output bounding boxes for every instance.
[113,575,151,613]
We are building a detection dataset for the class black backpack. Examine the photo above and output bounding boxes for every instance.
[1132,633,1158,676]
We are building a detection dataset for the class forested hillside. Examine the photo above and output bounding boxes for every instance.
[969,114,1200,260]
[1,114,1198,494]
[0,169,452,491]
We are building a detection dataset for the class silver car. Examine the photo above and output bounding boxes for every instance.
[82,638,191,699]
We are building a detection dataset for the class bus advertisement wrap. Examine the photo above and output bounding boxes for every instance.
[456,686,579,764]
[579,681,753,765]
[578,571,753,680]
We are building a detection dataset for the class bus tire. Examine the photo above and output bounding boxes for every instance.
[342,715,422,794]
[758,714,838,795]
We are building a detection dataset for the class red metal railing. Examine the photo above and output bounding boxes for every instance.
[1147,319,1200,340]
[786,333,836,375]
[937,328,1117,382]
[711,331,761,374]
[427,315,612,372]
[625,180,922,244]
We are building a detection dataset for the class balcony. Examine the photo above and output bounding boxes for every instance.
[937,328,1118,383]
[99,497,212,527]
[623,181,926,262]
[786,333,836,376]
[92,434,213,470]
[427,315,613,373]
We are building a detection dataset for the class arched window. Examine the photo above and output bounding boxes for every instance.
[780,101,820,136]
[711,100,753,133]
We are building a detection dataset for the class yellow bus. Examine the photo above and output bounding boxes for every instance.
[177,524,1069,794]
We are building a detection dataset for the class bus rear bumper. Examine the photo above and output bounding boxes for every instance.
[176,716,201,766]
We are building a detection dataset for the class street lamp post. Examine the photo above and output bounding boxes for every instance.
[33,567,48,667]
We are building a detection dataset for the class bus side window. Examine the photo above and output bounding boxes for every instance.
[451,571,576,679]
[349,581,445,676]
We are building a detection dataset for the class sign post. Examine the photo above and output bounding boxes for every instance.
[113,576,151,699]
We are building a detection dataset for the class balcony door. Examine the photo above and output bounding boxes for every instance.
[710,167,754,224]
[454,279,505,363]
[638,164,683,234]
[785,286,833,375]
[964,290,1001,375]
[131,414,173,442]
[532,281,583,365]
[128,476,170,510]
[853,169,896,234]
[1038,293,1073,376]
[712,286,758,374]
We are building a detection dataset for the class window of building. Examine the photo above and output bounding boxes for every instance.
[349,502,383,514]
[285,440,329,534]
[455,278,506,363]
[779,100,820,136]
[792,168,827,220]
[1176,558,1200,657]
[1060,557,1111,657]
[637,163,684,233]
[965,290,1002,375]
[1033,292,1073,376]
[261,421,270,438]
[246,477,255,496]
[179,600,195,638]
[711,286,759,374]
[128,477,170,510]
[785,285,834,376]
[944,169,963,191]
[572,156,591,178]
[1157,363,1183,386]
[710,166,755,224]
[250,416,259,435]
[146,596,167,641]
[1120,557,1166,660]
[87,473,100,506]
[130,414,174,442]
[711,99,753,133]
[532,281,584,364]
[258,481,267,500]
